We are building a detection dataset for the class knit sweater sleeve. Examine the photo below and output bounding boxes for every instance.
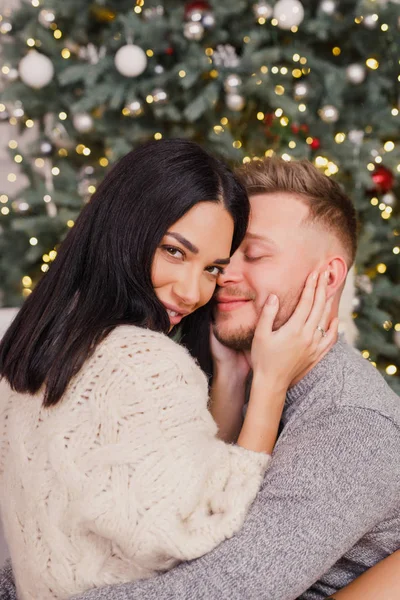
[66,329,269,574]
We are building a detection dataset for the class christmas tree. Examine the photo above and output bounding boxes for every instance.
[0,0,399,391]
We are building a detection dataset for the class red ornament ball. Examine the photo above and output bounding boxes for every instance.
[310,138,321,150]
[184,1,211,18]
[291,124,300,134]
[372,165,394,193]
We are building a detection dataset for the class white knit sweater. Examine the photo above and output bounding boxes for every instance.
[0,325,269,600]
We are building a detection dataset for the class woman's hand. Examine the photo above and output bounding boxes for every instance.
[251,270,338,390]
[210,327,251,383]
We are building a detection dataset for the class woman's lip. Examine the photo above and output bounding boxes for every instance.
[216,300,250,312]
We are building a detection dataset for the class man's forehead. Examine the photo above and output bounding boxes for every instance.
[249,191,311,225]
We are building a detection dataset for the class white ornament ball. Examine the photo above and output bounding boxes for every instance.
[73,112,94,133]
[226,93,245,111]
[273,0,304,29]
[319,104,339,123]
[346,63,366,84]
[19,50,54,89]
[224,74,242,93]
[114,44,147,78]
[293,81,309,98]
[382,192,396,207]
[320,0,336,14]
[253,1,273,19]
[183,21,204,40]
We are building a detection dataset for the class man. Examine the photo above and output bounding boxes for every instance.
[1,158,399,599]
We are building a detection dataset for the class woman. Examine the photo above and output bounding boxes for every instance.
[0,139,335,599]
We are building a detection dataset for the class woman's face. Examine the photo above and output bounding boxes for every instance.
[152,201,234,329]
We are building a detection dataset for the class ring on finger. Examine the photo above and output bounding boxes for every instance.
[316,325,327,338]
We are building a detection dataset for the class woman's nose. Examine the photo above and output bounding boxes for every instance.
[173,273,202,307]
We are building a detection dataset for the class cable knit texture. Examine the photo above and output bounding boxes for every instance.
[0,325,269,600]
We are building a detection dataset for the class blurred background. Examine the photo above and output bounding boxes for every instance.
[0,0,400,565]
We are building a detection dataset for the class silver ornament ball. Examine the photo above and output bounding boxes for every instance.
[224,74,242,93]
[124,99,143,117]
[319,0,336,14]
[202,11,216,28]
[226,93,245,111]
[12,102,25,120]
[346,63,366,84]
[152,88,168,104]
[73,112,94,133]
[382,192,396,207]
[363,14,377,29]
[348,129,364,146]
[183,21,204,40]
[38,9,56,28]
[40,141,53,155]
[154,64,164,75]
[293,82,309,98]
[319,104,339,123]
[253,1,273,19]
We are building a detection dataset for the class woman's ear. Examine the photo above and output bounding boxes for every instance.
[326,256,348,299]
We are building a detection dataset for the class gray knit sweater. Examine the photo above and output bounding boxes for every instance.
[1,339,399,600]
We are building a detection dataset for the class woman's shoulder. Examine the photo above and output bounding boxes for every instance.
[101,325,203,377]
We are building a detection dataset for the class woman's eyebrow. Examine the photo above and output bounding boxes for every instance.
[165,232,230,265]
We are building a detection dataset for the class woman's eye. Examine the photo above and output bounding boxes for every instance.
[206,266,224,277]
[163,246,184,259]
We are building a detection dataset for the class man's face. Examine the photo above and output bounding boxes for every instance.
[214,192,325,351]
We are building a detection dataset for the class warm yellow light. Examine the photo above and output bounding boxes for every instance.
[395,323,400,331]
[366,58,379,70]
[0,195,8,203]
[41,264,49,273]
[146,95,153,104]
[332,47,341,56]
[282,153,291,161]
[146,49,154,57]
[383,320,392,330]
[376,263,387,273]
[293,53,300,62]
[205,48,213,56]
[362,350,370,359]
[25,119,34,128]
[298,104,306,112]
[51,166,60,175]
[258,17,266,24]
[392,108,399,116]
[59,111,67,120]
[280,116,289,126]
[178,70,186,78]
[14,155,23,163]
[370,197,379,206]
[292,69,302,78]
[67,220,74,228]
[8,140,18,149]
[27,38,35,47]
[213,125,223,134]
[299,57,307,65]
[306,137,313,145]
[88,185,96,193]
[32,0,40,6]
[30,237,38,246]
[7,173,16,182]
[280,67,288,75]
[22,288,32,297]
[288,141,296,149]
[1,207,10,215]
[291,25,298,33]
[315,156,328,167]
[134,5,142,13]
[275,108,283,117]
[22,276,32,287]
[43,194,52,203]
[381,23,388,31]
[53,29,62,39]
[82,147,91,156]
[386,365,397,376]
[367,163,375,171]
[243,36,250,43]
[375,156,382,163]
[271,18,278,26]
[384,141,394,152]
[99,157,108,167]
[271,66,279,74]
[49,250,57,260]
[42,254,50,263]
[58,148,67,157]
[61,48,70,59]
[154,132,162,140]
[220,117,228,125]
[210,69,219,78]
[257,112,265,120]
[393,247,400,255]
[260,66,268,74]
[335,133,346,143]
[233,141,242,149]
[243,156,251,164]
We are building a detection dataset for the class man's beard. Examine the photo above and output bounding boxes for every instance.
[212,285,303,352]
[213,322,255,351]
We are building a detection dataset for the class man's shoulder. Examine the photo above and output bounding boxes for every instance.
[333,340,400,427]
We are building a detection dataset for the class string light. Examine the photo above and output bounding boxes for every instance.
[383,141,394,152]
[332,47,341,56]
[257,112,264,120]
[29,237,38,246]
[25,119,34,127]
[178,70,186,78]
[292,69,302,78]
[8,140,18,149]
[67,220,74,228]
[154,132,162,140]
[275,108,283,117]
[366,58,379,70]
[362,350,370,359]
[381,24,388,31]
[53,29,62,39]
[376,263,387,274]
[298,104,306,112]
[213,125,224,134]
[386,365,397,376]
[275,85,285,95]
[7,173,16,182]
[335,133,346,143]
[220,117,228,125]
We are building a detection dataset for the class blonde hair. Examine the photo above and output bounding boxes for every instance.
[236,157,358,266]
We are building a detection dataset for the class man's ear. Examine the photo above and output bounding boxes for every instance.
[326,256,348,299]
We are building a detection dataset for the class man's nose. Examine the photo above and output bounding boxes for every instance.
[218,253,244,287]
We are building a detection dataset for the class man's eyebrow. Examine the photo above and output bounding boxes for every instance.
[165,232,230,265]
[245,232,278,248]
[166,232,199,254]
